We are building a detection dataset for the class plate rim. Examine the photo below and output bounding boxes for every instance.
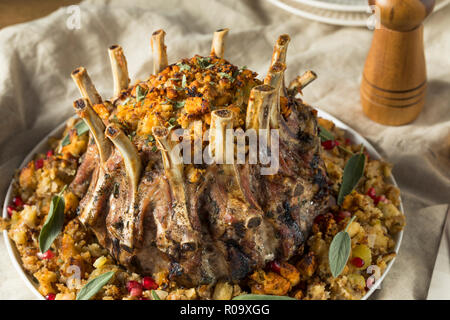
[266,0,369,27]
[290,0,370,12]
[2,111,404,300]
[267,0,450,27]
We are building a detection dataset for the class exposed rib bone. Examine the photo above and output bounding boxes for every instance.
[71,67,102,105]
[288,70,317,95]
[210,109,260,209]
[210,109,233,164]
[269,34,290,97]
[210,28,229,58]
[270,34,290,67]
[105,124,142,248]
[245,84,276,136]
[105,124,142,196]
[108,45,130,97]
[264,62,286,129]
[209,110,269,264]
[151,29,168,74]
[77,166,112,227]
[152,126,198,253]
[73,98,112,164]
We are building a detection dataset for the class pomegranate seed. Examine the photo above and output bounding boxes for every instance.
[130,287,143,297]
[321,140,337,150]
[142,276,158,290]
[351,257,365,268]
[335,140,340,146]
[345,138,351,145]
[126,280,142,292]
[366,188,376,200]
[12,196,24,208]
[335,211,351,223]
[268,260,281,273]
[374,195,387,205]
[46,150,54,158]
[35,158,44,169]
[7,205,15,217]
[45,293,56,300]
[38,250,55,260]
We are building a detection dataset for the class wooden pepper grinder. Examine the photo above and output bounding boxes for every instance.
[360,0,435,125]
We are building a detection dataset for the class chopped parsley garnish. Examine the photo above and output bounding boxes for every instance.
[146,135,155,143]
[174,100,185,109]
[177,62,191,72]
[162,98,174,105]
[121,97,131,105]
[136,85,147,102]
[218,72,234,82]
[128,131,136,141]
[168,117,177,130]
[162,97,185,109]
[196,56,213,69]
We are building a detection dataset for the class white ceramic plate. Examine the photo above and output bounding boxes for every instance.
[267,0,450,27]
[2,110,404,300]
[292,0,369,12]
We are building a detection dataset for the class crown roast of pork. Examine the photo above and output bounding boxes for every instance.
[68,29,329,286]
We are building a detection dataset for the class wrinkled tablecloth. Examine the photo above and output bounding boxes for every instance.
[0,0,449,300]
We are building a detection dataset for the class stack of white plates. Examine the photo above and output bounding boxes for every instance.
[267,0,450,27]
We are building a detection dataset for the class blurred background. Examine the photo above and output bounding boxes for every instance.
[0,0,81,29]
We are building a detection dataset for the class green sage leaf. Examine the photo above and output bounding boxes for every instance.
[337,151,366,205]
[328,216,356,278]
[328,231,351,278]
[38,187,66,253]
[75,121,89,136]
[61,120,90,147]
[76,271,115,300]
[318,124,334,142]
[61,134,70,147]
[233,294,296,300]
[151,290,161,300]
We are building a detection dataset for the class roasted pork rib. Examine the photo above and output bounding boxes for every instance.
[68,30,329,286]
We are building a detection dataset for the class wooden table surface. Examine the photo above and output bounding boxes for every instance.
[0,0,81,29]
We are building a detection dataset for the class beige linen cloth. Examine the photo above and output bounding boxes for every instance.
[0,0,448,300]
